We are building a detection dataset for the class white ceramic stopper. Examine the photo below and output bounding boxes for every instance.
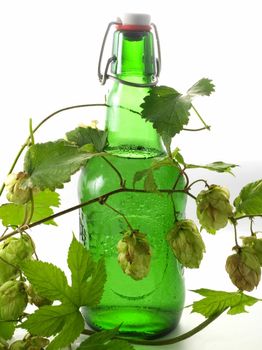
[121,13,151,26]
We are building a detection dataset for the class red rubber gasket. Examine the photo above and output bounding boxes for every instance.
[116,24,151,32]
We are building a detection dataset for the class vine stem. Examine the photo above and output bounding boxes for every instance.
[0,103,108,197]
[250,218,256,237]
[103,202,134,231]
[183,126,210,132]
[232,221,240,248]
[187,178,209,190]
[191,104,211,130]
[101,156,125,188]
[235,214,262,221]
[0,187,192,243]
[81,311,224,346]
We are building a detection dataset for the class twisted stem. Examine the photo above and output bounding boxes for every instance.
[0,187,192,243]
[81,311,224,346]
[0,103,108,197]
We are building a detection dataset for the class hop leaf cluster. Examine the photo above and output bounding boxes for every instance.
[20,236,106,350]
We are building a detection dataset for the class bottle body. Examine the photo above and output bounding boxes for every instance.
[78,24,186,338]
[78,153,186,338]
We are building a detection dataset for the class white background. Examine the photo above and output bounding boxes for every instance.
[0,0,261,349]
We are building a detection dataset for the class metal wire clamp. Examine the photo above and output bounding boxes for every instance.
[97,21,161,88]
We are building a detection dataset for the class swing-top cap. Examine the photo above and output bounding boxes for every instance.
[116,13,151,31]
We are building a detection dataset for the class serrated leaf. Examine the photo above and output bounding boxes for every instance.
[0,190,60,227]
[0,203,24,227]
[77,328,134,350]
[21,237,107,350]
[171,148,185,166]
[47,310,84,350]
[23,140,92,191]
[67,236,95,306]
[144,170,158,192]
[81,258,106,307]
[0,321,15,340]
[132,169,149,189]
[133,168,158,192]
[32,190,60,224]
[21,304,76,337]
[66,127,107,152]
[141,78,214,139]
[187,78,215,97]
[133,156,176,190]
[21,260,71,303]
[192,289,260,318]
[234,179,262,216]
[187,161,238,175]
[141,86,191,138]
[161,132,172,156]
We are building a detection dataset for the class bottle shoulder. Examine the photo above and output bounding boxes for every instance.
[78,155,185,199]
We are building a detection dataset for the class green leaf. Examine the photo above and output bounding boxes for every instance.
[234,179,262,216]
[144,170,158,192]
[47,310,84,350]
[23,140,92,191]
[132,169,148,189]
[172,148,185,166]
[21,304,75,337]
[141,86,191,137]
[81,258,107,307]
[133,156,176,191]
[187,78,215,97]
[192,289,260,318]
[0,190,60,227]
[32,190,60,225]
[0,203,24,227]
[161,132,172,156]
[67,236,95,306]
[21,237,107,350]
[0,321,15,340]
[21,303,84,350]
[66,127,107,152]
[21,260,71,303]
[187,161,238,175]
[133,168,158,193]
[77,328,134,350]
[140,78,214,138]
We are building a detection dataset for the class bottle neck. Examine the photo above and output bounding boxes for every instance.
[105,29,165,158]
[111,30,156,83]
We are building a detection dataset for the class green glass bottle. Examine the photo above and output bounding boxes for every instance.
[78,13,186,339]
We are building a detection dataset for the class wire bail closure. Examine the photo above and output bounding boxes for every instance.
[97,21,161,88]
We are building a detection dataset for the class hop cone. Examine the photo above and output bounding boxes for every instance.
[0,253,18,285]
[0,235,34,285]
[226,247,261,291]
[0,235,35,265]
[196,185,233,234]
[0,280,28,321]
[117,230,151,280]
[5,172,31,205]
[167,219,205,268]
[9,336,49,350]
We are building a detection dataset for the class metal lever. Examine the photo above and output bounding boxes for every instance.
[97,21,161,88]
